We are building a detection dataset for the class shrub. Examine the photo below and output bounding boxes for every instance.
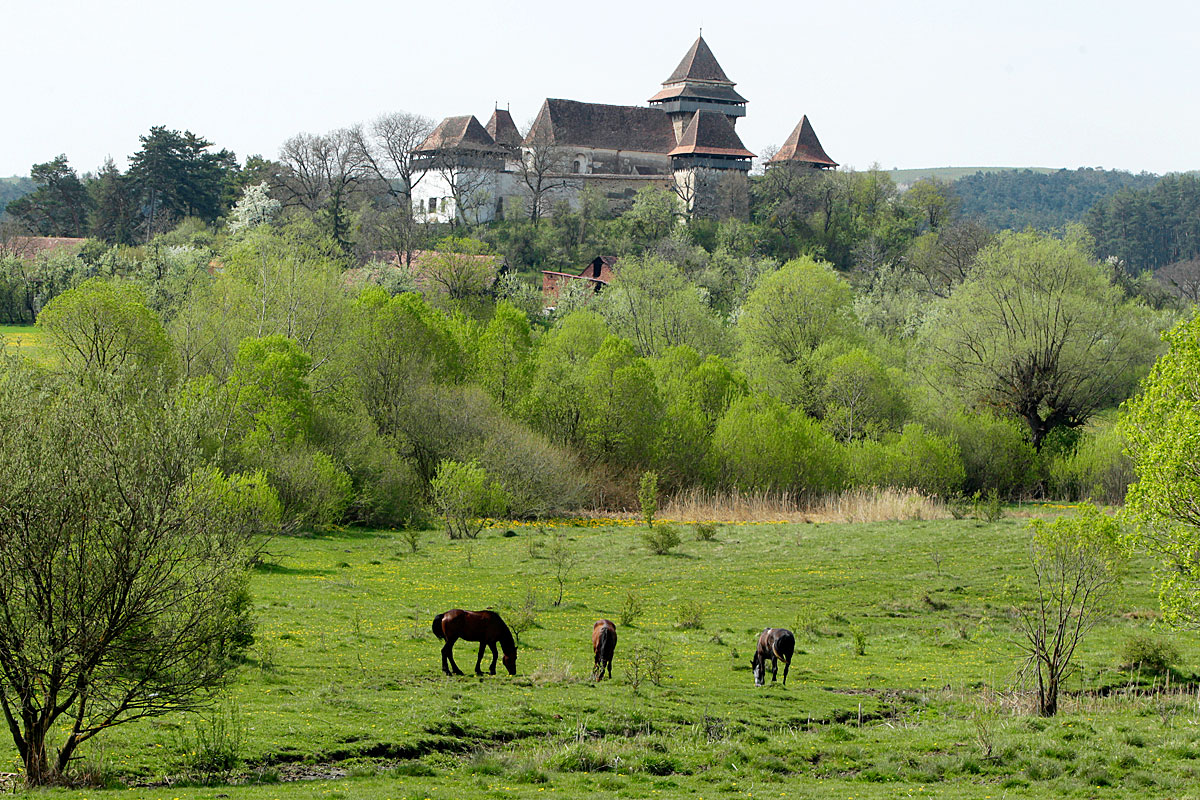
[619,591,644,627]
[1119,632,1180,676]
[268,446,353,532]
[694,522,720,541]
[1046,422,1134,505]
[846,424,965,497]
[639,470,659,527]
[430,459,508,540]
[973,488,1004,522]
[677,600,703,629]
[933,408,1037,498]
[643,523,681,555]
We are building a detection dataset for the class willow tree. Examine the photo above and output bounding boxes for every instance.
[921,229,1162,449]
[0,363,272,785]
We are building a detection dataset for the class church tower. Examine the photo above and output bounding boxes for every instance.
[649,36,747,141]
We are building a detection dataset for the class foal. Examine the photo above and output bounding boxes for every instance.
[751,627,795,686]
[592,619,617,680]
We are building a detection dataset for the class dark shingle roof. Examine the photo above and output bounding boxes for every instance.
[648,82,746,104]
[664,36,734,85]
[524,99,677,153]
[768,116,838,167]
[485,109,522,148]
[415,115,507,155]
[669,111,755,159]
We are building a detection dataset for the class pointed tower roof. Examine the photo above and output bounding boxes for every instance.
[415,115,507,155]
[665,36,732,85]
[768,116,838,168]
[669,110,755,159]
[650,36,746,107]
[485,109,522,149]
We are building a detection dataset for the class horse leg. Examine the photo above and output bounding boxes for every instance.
[475,642,486,675]
[606,655,612,680]
[593,652,602,681]
[488,642,498,675]
[771,654,779,683]
[443,639,463,675]
[782,656,790,686]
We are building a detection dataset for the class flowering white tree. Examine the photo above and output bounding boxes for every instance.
[228,181,281,233]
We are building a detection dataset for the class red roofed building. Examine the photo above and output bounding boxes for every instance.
[410,36,837,223]
[768,116,838,169]
[541,255,617,307]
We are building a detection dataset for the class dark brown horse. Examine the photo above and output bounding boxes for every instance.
[592,619,617,680]
[432,609,517,676]
[751,627,795,687]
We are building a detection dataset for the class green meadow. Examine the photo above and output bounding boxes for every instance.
[7,513,1200,799]
[0,324,51,363]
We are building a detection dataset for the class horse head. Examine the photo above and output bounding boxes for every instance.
[502,650,517,676]
[751,654,764,686]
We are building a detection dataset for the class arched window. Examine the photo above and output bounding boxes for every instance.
[573,156,587,174]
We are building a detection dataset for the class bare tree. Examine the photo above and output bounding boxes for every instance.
[517,124,570,225]
[276,128,368,251]
[429,149,494,228]
[351,112,435,264]
[1155,257,1200,303]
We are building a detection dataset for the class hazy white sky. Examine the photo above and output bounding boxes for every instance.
[3,0,1196,177]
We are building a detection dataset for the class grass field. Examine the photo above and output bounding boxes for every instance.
[6,513,1200,799]
[0,324,51,363]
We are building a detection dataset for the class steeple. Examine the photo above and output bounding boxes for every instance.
[768,116,838,169]
[649,36,746,141]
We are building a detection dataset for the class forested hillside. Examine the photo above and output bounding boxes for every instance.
[0,176,33,220]
[952,167,1159,231]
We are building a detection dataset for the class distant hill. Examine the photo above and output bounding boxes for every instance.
[950,168,1160,231]
[888,166,1057,189]
[0,176,34,221]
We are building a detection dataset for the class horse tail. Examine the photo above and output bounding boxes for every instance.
[776,630,795,661]
[598,625,615,659]
[432,613,445,640]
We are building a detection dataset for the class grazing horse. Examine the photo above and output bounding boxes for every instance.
[751,627,795,687]
[432,609,517,676]
[592,619,617,680]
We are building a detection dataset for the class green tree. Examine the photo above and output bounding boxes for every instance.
[0,364,270,785]
[476,301,533,412]
[431,459,508,539]
[129,127,237,236]
[5,155,92,237]
[37,278,175,386]
[737,256,859,411]
[1014,505,1126,716]
[88,158,139,245]
[818,347,907,441]
[921,229,1163,449]
[1121,312,1200,625]
[580,336,663,469]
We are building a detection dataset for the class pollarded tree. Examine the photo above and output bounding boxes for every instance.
[1121,312,1200,626]
[0,363,274,785]
[921,229,1163,449]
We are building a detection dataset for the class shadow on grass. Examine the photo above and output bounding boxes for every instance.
[253,561,333,577]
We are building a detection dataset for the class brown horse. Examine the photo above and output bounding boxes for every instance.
[432,609,517,676]
[592,619,617,680]
[751,627,795,687]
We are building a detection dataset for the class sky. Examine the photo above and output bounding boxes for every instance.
[3,0,1197,178]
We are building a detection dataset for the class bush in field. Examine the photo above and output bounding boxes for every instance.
[713,393,844,496]
[431,459,508,540]
[267,446,353,531]
[643,523,682,555]
[847,423,965,496]
[639,470,659,527]
[1118,632,1180,676]
[933,408,1038,498]
[1046,422,1134,505]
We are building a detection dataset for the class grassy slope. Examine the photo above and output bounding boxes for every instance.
[889,166,1058,185]
[9,515,1200,799]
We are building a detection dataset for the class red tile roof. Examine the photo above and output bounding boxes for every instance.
[0,236,86,259]
[768,116,838,168]
[486,109,522,149]
[415,115,508,156]
[669,111,755,159]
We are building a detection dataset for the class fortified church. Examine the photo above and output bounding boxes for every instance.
[411,36,837,224]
